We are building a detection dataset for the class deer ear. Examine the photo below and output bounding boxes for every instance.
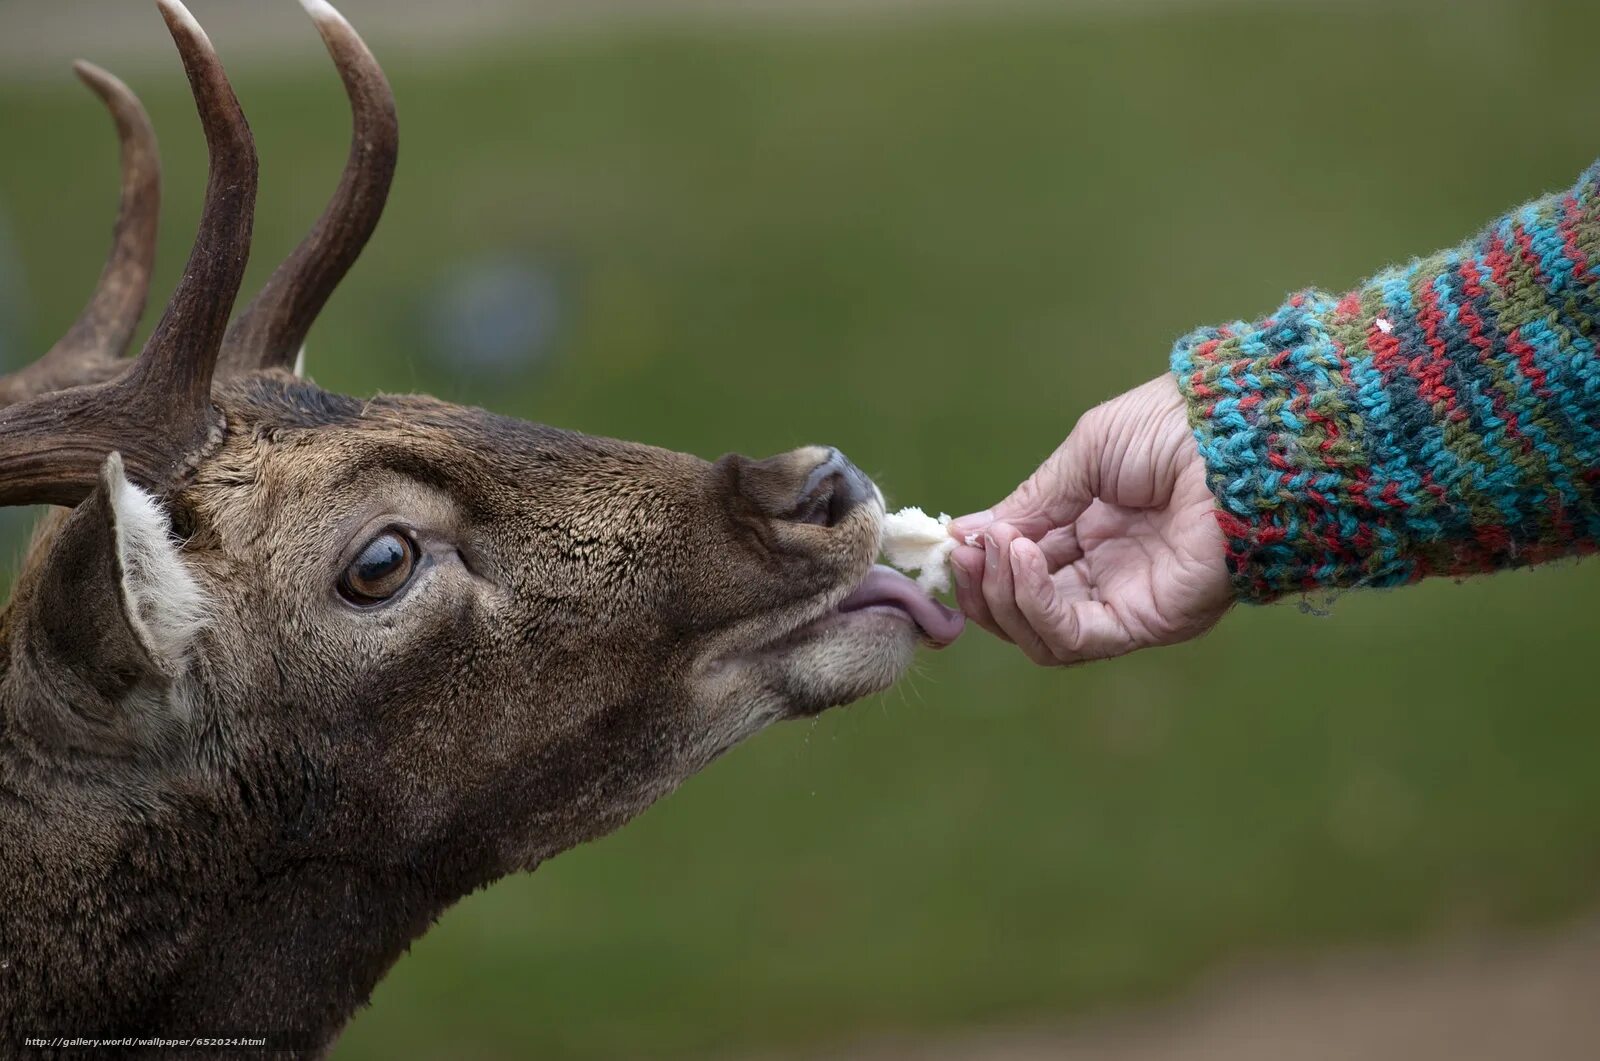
[27,453,208,688]
[16,454,210,752]
[98,452,211,672]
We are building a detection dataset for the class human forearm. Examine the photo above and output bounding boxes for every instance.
[1173,162,1600,601]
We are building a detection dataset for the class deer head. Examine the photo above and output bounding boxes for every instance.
[0,0,962,1050]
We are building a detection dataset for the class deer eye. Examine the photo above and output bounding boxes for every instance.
[338,529,419,605]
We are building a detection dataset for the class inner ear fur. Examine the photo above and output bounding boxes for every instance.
[10,453,208,755]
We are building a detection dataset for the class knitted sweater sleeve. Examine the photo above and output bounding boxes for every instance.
[1171,162,1600,603]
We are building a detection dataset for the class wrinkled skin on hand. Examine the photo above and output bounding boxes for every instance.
[948,375,1231,666]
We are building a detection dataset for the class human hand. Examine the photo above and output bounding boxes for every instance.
[948,375,1231,666]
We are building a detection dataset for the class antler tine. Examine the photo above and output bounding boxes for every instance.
[57,63,162,364]
[0,63,160,408]
[0,0,256,508]
[130,0,258,407]
[220,0,397,374]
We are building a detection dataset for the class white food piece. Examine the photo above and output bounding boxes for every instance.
[880,506,958,594]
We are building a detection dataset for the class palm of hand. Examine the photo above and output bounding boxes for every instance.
[1043,461,1228,650]
[949,376,1230,665]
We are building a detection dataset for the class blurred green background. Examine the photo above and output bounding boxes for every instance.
[4,1,1600,1058]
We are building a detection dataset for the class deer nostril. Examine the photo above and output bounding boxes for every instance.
[725,446,877,529]
[789,450,872,529]
[826,477,857,527]
[791,473,841,527]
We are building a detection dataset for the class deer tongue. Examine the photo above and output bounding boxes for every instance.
[838,564,964,647]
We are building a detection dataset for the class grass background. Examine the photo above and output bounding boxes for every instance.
[4,1,1600,1057]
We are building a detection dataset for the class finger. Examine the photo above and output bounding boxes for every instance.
[950,545,1003,640]
[1037,523,1082,571]
[981,524,1058,666]
[950,415,1105,542]
[1011,538,1137,665]
[950,546,997,634]
[946,510,992,543]
[960,546,1013,643]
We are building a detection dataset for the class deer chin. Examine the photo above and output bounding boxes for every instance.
[707,563,963,730]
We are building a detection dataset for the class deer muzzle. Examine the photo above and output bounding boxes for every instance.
[729,445,877,529]
[720,444,964,649]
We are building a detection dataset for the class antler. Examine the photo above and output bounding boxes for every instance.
[0,0,256,507]
[0,62,160,407]
[220,0,397,373]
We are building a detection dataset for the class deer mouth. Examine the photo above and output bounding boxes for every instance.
[836,564,964,647]
[708,560,962,726]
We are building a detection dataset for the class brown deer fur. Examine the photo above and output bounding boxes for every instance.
[0,2,959,1055]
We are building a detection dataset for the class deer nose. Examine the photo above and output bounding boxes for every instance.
[789,448,876,528]
[727,445,878,529]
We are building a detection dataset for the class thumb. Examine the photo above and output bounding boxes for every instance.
[949,420,1101,542]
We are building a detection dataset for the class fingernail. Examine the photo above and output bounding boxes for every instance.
[948,509,995,538]
[983,533,999,573]
[952,564,969,591]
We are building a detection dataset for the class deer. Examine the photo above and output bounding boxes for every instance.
[0,1,964,1055]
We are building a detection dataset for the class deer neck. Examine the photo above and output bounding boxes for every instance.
[0,735,455,1057]
[140,844,445,1055]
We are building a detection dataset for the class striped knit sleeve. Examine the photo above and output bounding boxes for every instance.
[1171,161,1600,603]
